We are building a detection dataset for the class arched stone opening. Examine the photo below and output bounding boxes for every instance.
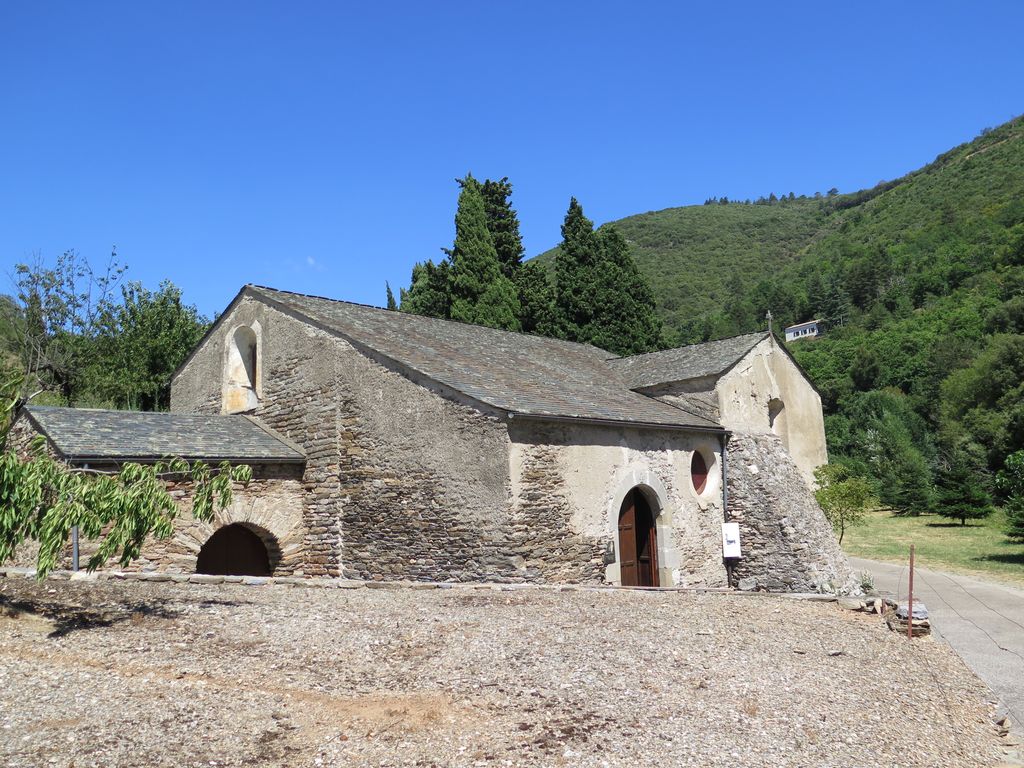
[223,323,261,413]
[606,468,676,587]
[618,488,659,587]
[768,397,789,450]
[195,523,280,576]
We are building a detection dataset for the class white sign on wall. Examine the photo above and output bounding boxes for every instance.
[722,522,742,559]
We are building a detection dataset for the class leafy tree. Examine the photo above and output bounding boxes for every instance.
[9,250,125,405]
[92,281,208,410]
[940,334,1024,468]
[814,463,876,544]
[0,371,251,577]
[995,450,1024,540]
[385,282,397,311]
[447,176,521,330]
[934,457,995,526]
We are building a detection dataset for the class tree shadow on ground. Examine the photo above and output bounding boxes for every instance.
[972,552,1024,567]
[925,521,982,528]
[0,594,243,639]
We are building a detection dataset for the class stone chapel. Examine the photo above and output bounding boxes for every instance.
[13,284,851,591]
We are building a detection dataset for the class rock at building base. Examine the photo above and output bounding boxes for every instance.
[737,577,758,592]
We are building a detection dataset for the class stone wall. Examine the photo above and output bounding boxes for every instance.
[509,421,729,588]
[127,465,306,575]
[2,413,305,575]
[172,295,525,582]
[726,431,852,592]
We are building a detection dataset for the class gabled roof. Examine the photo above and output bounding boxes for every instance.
[244,285,722,432]
[607,332,769,390]
[23,406,306,464]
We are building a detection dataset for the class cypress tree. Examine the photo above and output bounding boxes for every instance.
[591,225,664,354]
[479,177,525,279]
[400,259,451,319]
[553,198,601,341]
[385,282,397,311]
[553,198,663,354]
[448,176,520,330]
[515,259,557,335]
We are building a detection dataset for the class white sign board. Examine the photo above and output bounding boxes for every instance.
[722,522,742,559]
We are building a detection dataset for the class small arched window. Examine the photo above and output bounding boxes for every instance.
[768,397,789,450]
[222,324,261,413]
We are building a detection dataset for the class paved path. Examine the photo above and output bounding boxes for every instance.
[850,557,1024,725]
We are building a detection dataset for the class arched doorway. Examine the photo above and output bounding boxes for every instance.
[196,523,272,576]
[618,489,659,587]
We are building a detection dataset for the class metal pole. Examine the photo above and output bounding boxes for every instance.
[907,544,915,640]
[72,462,88,572]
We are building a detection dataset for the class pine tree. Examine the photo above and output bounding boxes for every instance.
[385,282,397,311]
[448,176,520,330]
[935,459,995,526]
[996,451,1024,539]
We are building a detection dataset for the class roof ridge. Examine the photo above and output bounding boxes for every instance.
[608,330,768,363]
[248,284,617,357]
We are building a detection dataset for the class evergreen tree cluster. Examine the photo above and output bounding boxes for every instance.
[702,188,839,206]
[399,176,662,356]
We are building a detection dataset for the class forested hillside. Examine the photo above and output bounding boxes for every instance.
[541,116,1024,516]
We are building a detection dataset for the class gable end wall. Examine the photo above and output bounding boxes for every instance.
[171,295,523,581]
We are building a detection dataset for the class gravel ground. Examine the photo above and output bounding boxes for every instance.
[0,577,1009,768]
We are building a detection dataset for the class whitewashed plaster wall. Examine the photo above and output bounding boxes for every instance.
[715,337,827,484]
[508,422,728,588]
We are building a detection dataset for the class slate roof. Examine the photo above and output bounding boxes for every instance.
[23,406,306,463]
[246,286,722,431]
[607,332,769,390]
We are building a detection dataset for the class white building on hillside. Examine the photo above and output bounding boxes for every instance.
[784,319,822,342]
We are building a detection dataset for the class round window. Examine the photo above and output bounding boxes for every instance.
[691,451,709,494]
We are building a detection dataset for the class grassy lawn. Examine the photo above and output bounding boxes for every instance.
[841,507,1024,587]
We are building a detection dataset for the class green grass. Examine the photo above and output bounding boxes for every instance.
[841,508,1024,586]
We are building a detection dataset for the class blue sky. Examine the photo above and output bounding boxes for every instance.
[2,2,1023,317]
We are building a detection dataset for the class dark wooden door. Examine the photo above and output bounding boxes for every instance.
[196,524,271,576]
[618,492,639,586]
[618,490,659,587]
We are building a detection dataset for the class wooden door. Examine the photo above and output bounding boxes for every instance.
[618,492,639,586]
[618,489,659,587]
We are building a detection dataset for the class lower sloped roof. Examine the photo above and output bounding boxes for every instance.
[607,332,769,390]
[23,406,306,464]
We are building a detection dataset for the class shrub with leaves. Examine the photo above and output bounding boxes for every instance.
[0,371,250,577]
[814,463,876,544]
